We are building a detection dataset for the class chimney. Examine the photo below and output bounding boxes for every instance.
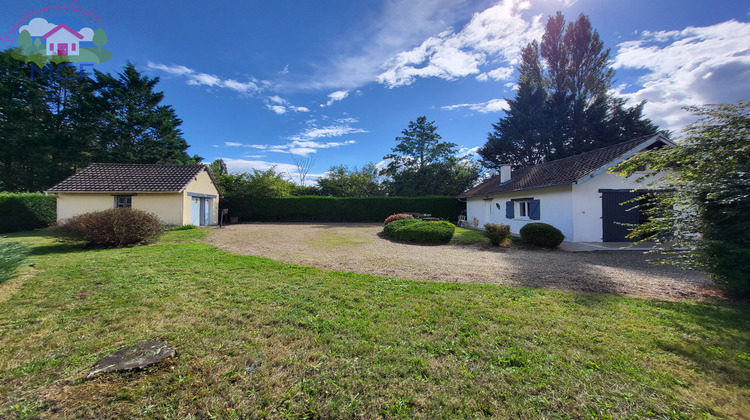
[500,164,512,183]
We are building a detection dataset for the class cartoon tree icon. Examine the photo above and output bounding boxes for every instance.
[93,28,108,50]
[18,30,32,54]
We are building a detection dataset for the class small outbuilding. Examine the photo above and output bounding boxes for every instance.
[458,133,673,242]
[47,163,222,226]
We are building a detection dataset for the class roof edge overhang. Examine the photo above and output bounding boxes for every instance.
[46,190,183,194]
[458,182,572,199]
[575,133,674,186]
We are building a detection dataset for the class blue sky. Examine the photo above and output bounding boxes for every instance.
[2,0,749,183]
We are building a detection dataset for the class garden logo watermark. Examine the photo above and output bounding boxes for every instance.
[2,1,110,80]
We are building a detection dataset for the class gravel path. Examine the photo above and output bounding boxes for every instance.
[206,223,717,301]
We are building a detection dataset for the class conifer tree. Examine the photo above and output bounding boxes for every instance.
[479,13,658,169]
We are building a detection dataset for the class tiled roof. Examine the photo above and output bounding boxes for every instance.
[47,163,209,193]
[459,134,668,199]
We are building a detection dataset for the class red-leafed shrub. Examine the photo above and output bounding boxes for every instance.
[55,208,165,247]
[384,213,414,226]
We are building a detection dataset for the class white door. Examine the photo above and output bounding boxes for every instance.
[483,199,492,226]
[190,197,201,225]
[202,198,210,226]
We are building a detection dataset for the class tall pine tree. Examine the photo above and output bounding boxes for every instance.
[0,51,201,192]
[479,13,658,169]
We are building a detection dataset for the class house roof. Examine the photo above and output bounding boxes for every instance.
[458,133,670,199]
[42,23,84,40]
[47,163,217,194]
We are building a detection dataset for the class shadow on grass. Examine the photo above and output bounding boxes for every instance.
[2,229,88,257]
[27,242,88,257]
[654,300,750,388]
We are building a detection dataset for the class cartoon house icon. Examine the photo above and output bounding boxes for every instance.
[42,23,83,56]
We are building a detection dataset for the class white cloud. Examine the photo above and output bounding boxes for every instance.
[613,20,750,132]
[280,64,289,74]
[267,105,287,115]
[225,141,243,147]
[377,0,543,88]
[146,63,193,76]
[222,159,299,176]
[290,125,367,141]
[19,17,94,41]
[441,98,508,113]
[476,66,514,82]
[78,28,94,41]
[243,140,357,157]
[263,95,310,114]
[19,18,56,36]
[322,90,350,107]
[146,62,265,95]
[282,0,481,91]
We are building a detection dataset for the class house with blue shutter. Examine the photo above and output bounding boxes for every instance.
[458,133,673,242]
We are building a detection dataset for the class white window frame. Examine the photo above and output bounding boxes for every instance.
[114,195,132,209]
[517,200,530,219]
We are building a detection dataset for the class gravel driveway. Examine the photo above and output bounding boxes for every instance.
[207,223,716,301]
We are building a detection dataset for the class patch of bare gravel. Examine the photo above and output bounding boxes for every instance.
[206,222,717,301]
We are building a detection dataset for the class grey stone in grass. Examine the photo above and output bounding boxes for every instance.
[87,340,175,378]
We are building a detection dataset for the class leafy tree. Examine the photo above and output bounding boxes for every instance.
[613,102,750,296]
[317,163,383,197]
[216,167,295,197]
[386,159,481,196]
[382,116,458,175]
[92,28,108,50]
[208,159,228,177]
[382,116,478,195]
[479,13,658,169]
[17,30,33,55]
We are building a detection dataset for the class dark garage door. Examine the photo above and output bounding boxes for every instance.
[601,190,640,242]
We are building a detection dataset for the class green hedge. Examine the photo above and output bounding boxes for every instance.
[223,195,465,223]
[0,193,56,233]
[383,219,455,244]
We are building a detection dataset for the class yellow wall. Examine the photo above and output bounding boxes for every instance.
[57,193,116,222]
[56,168,221,226]
[181,169,221,225]
[132,193,184,225]
[57,192,184,225]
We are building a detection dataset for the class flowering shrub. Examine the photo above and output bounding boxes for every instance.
[384,213,414,226]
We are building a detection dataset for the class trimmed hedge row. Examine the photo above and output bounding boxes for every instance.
[0,193,56,233]
[223,195,465,223]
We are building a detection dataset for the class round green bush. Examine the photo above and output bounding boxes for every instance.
[519,222,564,248]
[383,219,455,244]
[55,208,165,247]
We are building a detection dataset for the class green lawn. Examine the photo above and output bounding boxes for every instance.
[1,229,749,418]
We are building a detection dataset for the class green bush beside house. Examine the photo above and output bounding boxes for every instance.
[0,193,56,233]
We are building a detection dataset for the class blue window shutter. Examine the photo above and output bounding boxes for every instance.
[529,199,541,220]
[505,201,514,219]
